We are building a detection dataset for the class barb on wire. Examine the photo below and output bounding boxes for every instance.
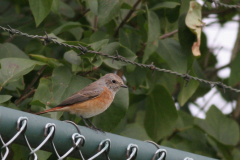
[41,31,57,46]
[212,79,225,93]
[78,44,90,55]
[182,70,191,87]
[112,50,125,64]
[148,62,156,77]
[0,25,240,93]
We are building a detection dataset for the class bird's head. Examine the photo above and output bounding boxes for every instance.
[101,73,127,94]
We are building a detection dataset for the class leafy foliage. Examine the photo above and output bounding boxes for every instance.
[0,0,240,159]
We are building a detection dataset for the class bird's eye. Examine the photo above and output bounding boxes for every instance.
[112,80,116,83]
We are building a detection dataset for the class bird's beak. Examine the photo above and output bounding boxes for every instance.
[121,84,128,88]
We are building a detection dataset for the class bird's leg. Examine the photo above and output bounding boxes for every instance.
[86,119,105,133]
[80,116,91,128]
[80,116,99,132]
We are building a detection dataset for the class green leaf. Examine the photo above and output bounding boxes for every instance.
[229,52,240,86]
[0,43,29,59]
[86,0,98,15]
[0,95,12,103]
[68,27,83,41]
[207,137,234,160]
[142,8,160,63]
[119,29,140,53]
[162,127,216,157]
[29,0,54,27]
[150,2,180,11]
[178,13,196,56]
[121,2,132,9]
[157,39,187,73]
[144,84,178,141]
[51,0,60,14]
[176,110,195,129]
[233,149,240,160]
[0,58,45,88]
[52,22,81,35]
[4,77,25,91]
[120,123,151,141]
[178,70,199,106]
[64,50,81,65]
[101,42,137,69]
[195,105,239,146]
[11,144,29,160]
[25,39,48,55]
[30,54,62,68]
[89,39,109,51]
[59,1,75,18]
[90,31,109,43]
[124,67,147,88]
[98,0,124,26]
[92,88,129,132]
[166,5,180,23]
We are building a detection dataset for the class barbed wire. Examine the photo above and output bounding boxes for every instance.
[208,0,240,9]
[0,25,240,93]
[217,2,240,8]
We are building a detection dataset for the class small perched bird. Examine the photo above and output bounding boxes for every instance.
[36,73,127,131]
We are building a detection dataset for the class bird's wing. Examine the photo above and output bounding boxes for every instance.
[56,85,104,107]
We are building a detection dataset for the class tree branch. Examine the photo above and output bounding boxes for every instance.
[17,65,47,102]
[114,0,142,37]
[15,88,35,105]
[159,30,178,39]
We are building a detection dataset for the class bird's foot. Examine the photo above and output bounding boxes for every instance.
[88,125,105,134]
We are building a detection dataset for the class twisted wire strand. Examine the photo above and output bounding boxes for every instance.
[217,2,240,8]
[0,116,86,160]
[0,25,240,93]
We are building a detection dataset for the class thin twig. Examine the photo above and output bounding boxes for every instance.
[18,65,47,100]
[93,16,98,32]
[0,4,11,15]
[137,30,178,56]
[159,30,178,39]
[15,88,36,105]
[74,8,90,21]
[1,25,240,93]
[195,90,218,117]
[114,0,142,37]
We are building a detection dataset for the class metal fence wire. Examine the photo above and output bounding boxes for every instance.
[0,106,217,160]
[0,116,163,160]
[0,25,240,93]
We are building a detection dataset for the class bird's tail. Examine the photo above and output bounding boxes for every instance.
[35,106,63,115]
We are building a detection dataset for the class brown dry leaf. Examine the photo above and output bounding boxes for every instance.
[185,1,203,57]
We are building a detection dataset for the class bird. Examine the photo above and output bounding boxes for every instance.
[36,73,128,132]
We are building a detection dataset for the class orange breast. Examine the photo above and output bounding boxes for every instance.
[59,87,114,118]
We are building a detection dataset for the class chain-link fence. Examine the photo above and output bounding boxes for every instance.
[0,106,217,160]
